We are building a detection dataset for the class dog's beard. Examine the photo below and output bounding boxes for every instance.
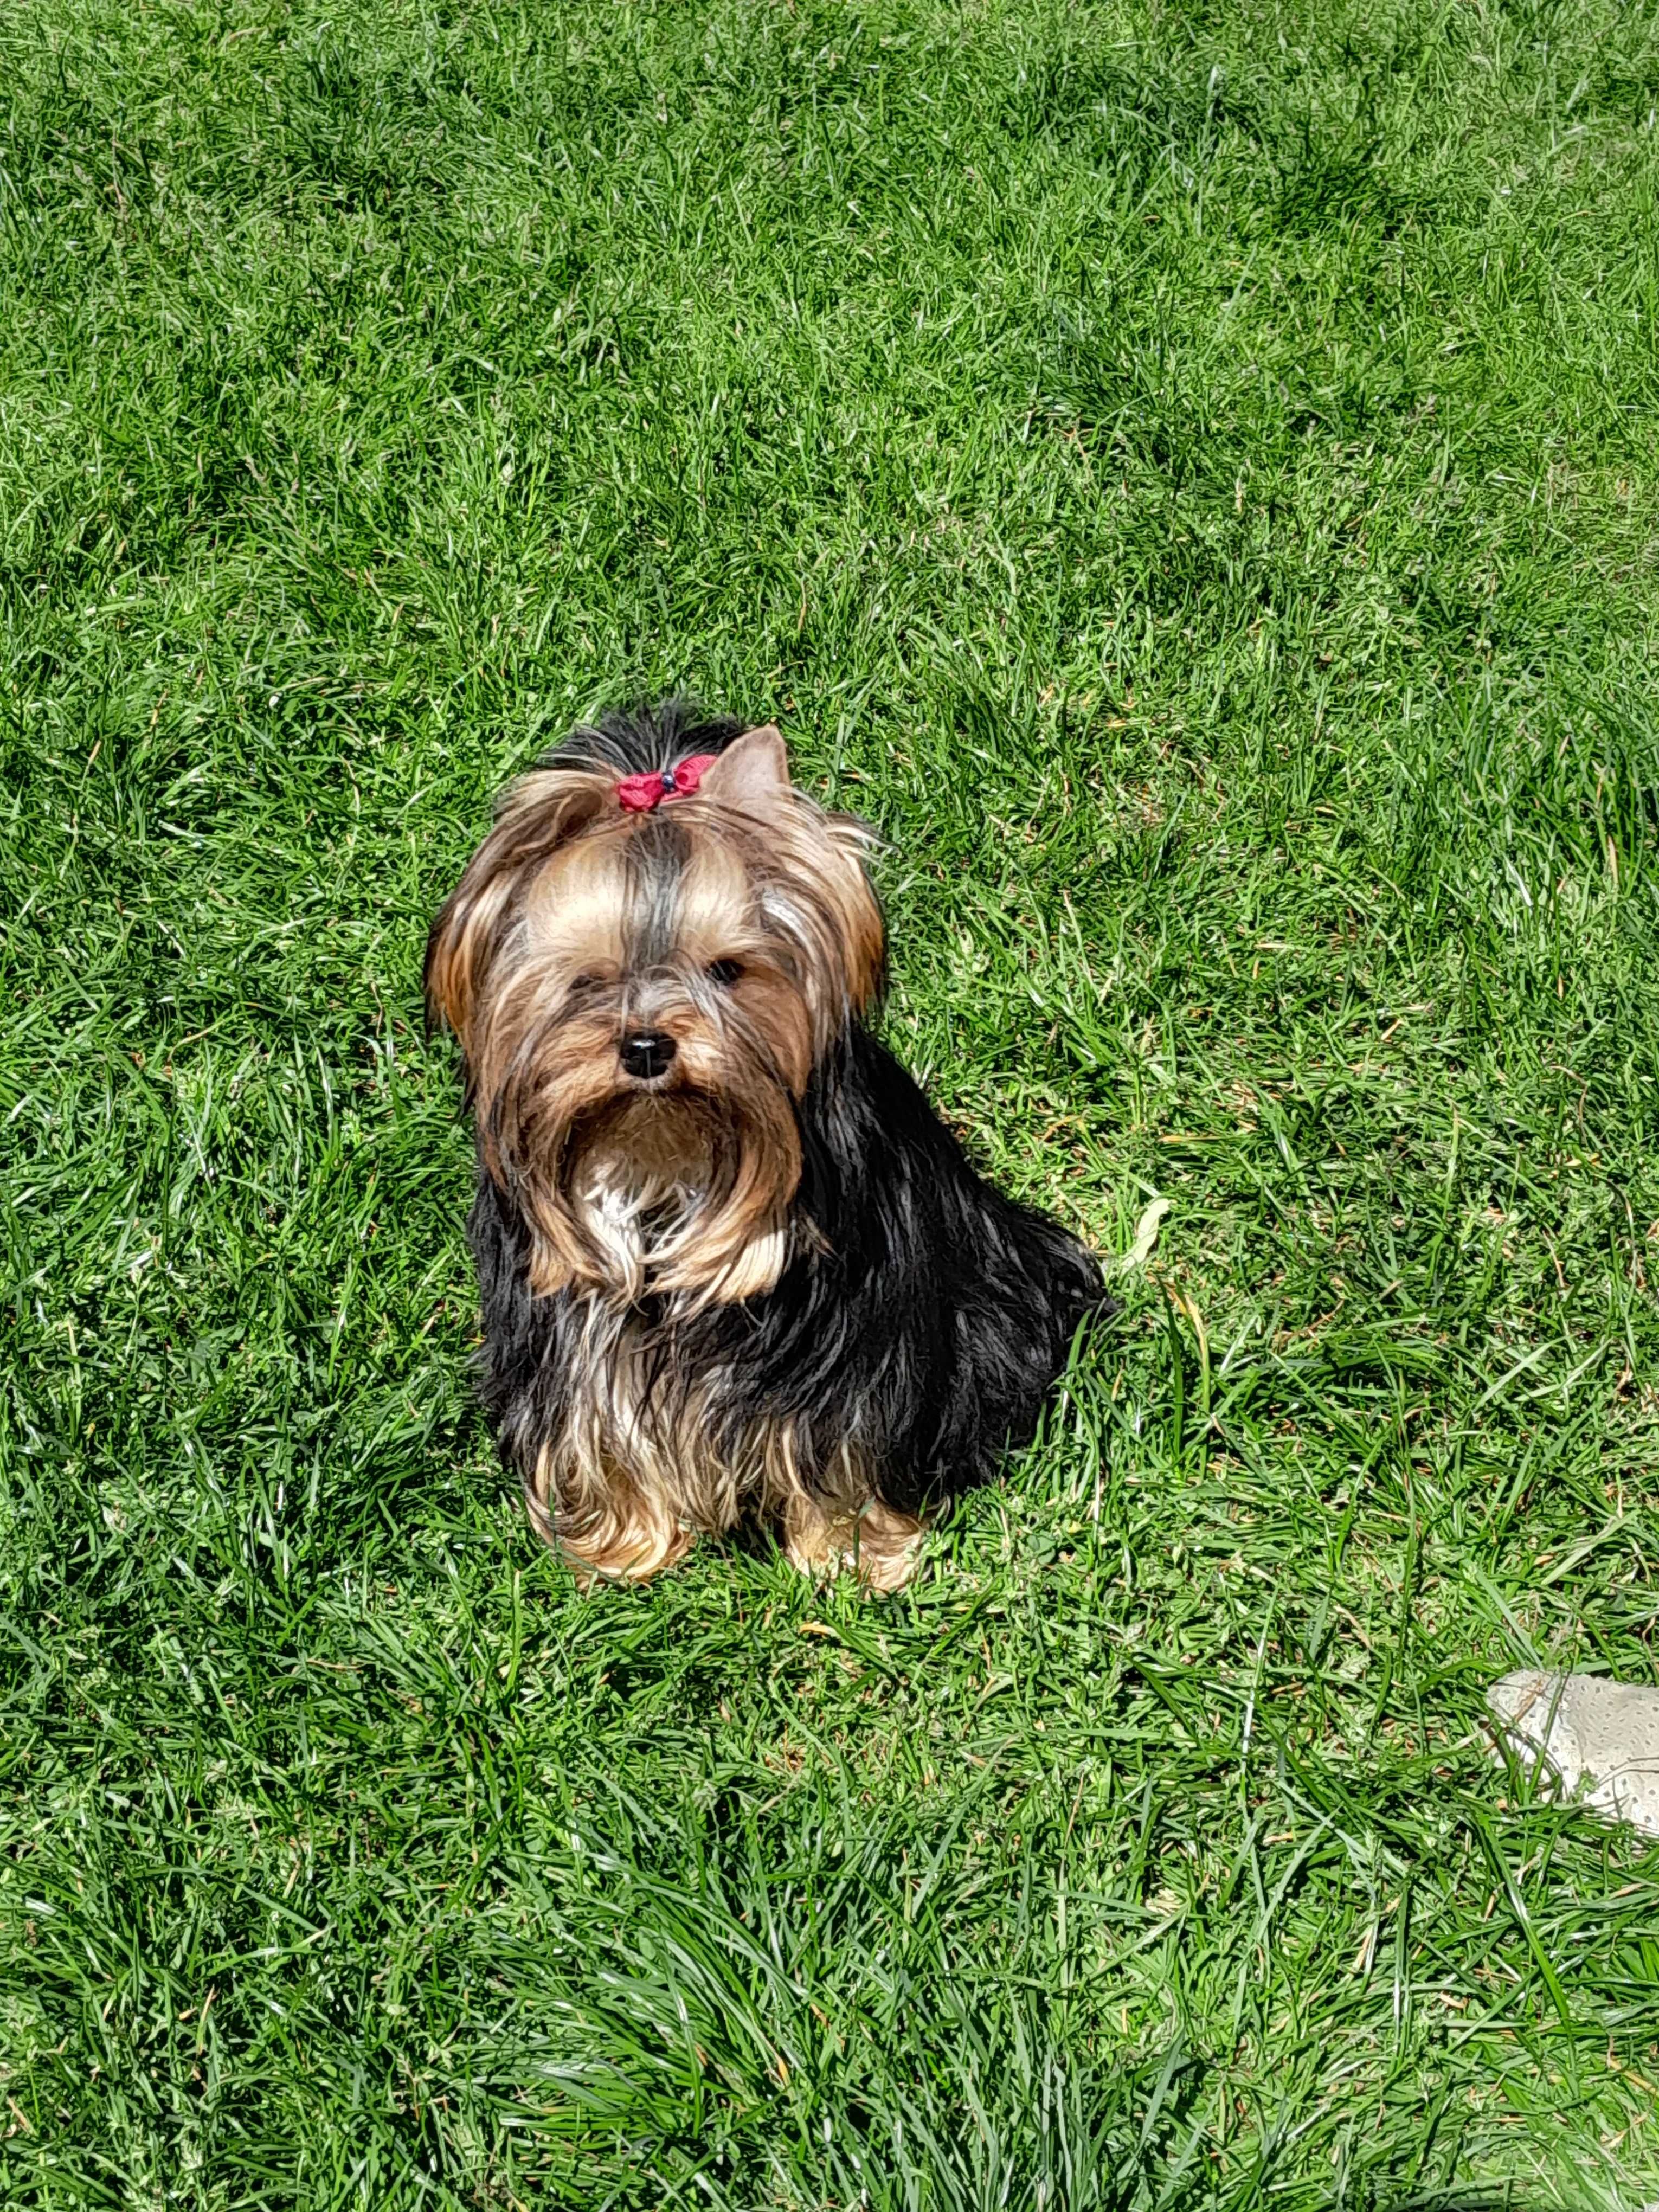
[519,1082,802,1308]
[569,1095,718,1301]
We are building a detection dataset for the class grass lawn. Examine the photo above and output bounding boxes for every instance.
[7,0,1659,2201]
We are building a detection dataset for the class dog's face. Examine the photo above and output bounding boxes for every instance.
[427,726,884,1304]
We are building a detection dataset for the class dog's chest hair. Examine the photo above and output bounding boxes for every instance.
[573,1156,703,1299]
[570,1149,795,1309]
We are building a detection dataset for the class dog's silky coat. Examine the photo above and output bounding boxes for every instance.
[427,705,1104,1589]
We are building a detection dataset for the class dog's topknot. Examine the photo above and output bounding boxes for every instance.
[545,699,748,780]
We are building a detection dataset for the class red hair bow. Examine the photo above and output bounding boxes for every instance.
[616,755,718,812]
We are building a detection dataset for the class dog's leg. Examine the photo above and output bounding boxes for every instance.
[558,1508,695,1586]
[526,1452,693,1585]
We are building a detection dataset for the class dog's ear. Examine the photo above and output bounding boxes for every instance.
[426,765,614,1048]
[699,724,790,811]
[425,871,506,1049]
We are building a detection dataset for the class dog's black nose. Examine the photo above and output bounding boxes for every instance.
[619,1030,677,1081]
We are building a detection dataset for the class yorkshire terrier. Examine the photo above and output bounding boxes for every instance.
[426,704,1105,1591]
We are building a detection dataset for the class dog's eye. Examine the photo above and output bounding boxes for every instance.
[706,959,744,987]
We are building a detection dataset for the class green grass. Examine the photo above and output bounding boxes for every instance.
[5,0,1659,2201]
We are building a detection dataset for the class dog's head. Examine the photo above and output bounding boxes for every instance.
[427,721,884,1306]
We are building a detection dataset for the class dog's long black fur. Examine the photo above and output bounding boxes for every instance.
[464,705,1110,1525]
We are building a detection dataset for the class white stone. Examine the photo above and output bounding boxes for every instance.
[1487,1671,1659,1838]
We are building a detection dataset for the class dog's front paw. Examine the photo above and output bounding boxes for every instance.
[525,1469,696,1587]
[783,1494,927,1593]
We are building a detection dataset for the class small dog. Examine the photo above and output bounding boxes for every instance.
[426,704,1105,1590]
